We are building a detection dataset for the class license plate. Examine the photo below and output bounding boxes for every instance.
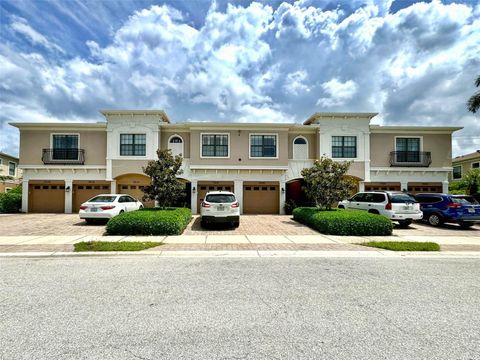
[403,205,411,210]
[90,207,98,212]
[468,208,475,213]
[217,206,225,211]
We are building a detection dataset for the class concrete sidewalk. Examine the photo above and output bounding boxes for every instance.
[0,233,479,256]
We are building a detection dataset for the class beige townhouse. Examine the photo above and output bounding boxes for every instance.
[450,150,480,181]
[0,152,22,193]
[10,111,460,214]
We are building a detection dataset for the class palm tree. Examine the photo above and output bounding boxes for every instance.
[467,76,480,113]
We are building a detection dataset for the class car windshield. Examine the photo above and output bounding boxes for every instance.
[390,194,417,203]
[453,196,478,205]
[205,194,236,203]
[88,195,116,203]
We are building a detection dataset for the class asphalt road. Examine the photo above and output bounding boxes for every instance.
[1,256,479,360]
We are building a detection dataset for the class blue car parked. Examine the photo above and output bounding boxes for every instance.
[414,193,480,228]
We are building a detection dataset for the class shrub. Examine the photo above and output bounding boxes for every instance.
[293,207,393,236]
[106,207,192,236]
[0,187,22,213]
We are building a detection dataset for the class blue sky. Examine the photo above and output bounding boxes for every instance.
[0,0,479,157]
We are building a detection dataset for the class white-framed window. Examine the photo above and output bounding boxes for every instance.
[201,133,230,158]
[168,134,184,158]
[8,161,16,177]
[395,136,422,162]
[293,135,309,160]
[249,134,278,158]
[51,133,80,160]
[472,162,479,169]
[120,134,146,156]
[453,165,462,179]
[332,136,357,158]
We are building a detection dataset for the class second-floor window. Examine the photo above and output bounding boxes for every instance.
[8,161,16,176]
[453,165,462,179]
[201,134,229,157]
[250,134,277,158]
[332,136,356,158]
[120,134,146,156]
[52,134,79,160]
[472,162,479,169]
[395,137,421,162]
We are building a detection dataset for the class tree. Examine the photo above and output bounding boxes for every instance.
[301,156,357,210]
[467,76,480,114]
[142,149,186,209]
[0,175,13,182]
[458,168,480,195]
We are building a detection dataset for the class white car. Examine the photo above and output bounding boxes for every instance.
[79,194,143,223]
[200,191,240,228]
[338,191,423,227]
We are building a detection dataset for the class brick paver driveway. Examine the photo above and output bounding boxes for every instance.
[0,214,105,236]
[1,213,479,237]
[184,215,318,235]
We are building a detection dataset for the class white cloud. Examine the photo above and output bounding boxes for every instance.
[10,16,64,53]
[1,0,480,157]
[317,79,358,107]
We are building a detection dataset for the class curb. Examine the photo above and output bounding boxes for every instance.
[1,250,480,259]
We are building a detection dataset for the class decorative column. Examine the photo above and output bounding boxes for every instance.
[359,181,365,192]
[64,179,73,213]
[110,180,116,194]
[21,179,28,213]
[400,181,408,192]
[442,180,449,194]
[279,180,286,215]
[191,180,198,214]
[234,180,243,214]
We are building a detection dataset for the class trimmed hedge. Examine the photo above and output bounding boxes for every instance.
[106,207,192,236]
[0,187,22,213]
[293,207,393,236]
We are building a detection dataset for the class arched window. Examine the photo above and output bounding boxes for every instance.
[293,136,308,160]
[168,135,184,157]
[169,136,183,144]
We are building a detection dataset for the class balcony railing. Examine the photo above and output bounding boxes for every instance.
[42,148,85,165]
[389,151,431,167]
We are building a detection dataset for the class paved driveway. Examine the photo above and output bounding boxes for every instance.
[1,213,479,237]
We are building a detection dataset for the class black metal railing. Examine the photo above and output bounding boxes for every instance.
[389,151,431,167]
[42,148,85,165]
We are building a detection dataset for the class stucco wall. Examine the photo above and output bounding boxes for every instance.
[19,130,107,166]
[189,130,289,166]
[370,133,452,168]
[112,160,149,178]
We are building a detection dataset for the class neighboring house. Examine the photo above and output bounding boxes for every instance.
[0,152,22,193]
[10,111,461,214]
[450,150,480,181]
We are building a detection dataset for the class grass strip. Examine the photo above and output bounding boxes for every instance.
[74,241,162,252]
[362,241,440,252]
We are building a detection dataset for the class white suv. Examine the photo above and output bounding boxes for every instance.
[338,191,423,227]
[200,191,240,228]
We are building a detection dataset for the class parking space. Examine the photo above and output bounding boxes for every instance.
[0,213,479,237]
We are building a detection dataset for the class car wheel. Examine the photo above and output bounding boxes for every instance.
[428,214,443,227]
[85,219,94,225]
[459,222,473,229]
[200,220,207,228]
[119,210,124,214]
[338,205,345,209]
[233,221,240,228]
[368,210,379,215]
[398,220,412,228]
[139,205,144,210]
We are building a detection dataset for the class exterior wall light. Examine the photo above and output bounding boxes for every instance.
[281,187,285,193]
[65,186,71,192]
[192,186,196,193]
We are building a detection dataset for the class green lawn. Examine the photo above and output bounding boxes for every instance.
[74,241,162,252]
[362,241,440,251]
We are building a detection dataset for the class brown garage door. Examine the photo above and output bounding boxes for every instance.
[197,182,234,211]
[408,182,442,194]
[73,182,111,212]
[28,183,65,213]
[116,174,154,208]
[243,183,279,214]
[365,182,401,191]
